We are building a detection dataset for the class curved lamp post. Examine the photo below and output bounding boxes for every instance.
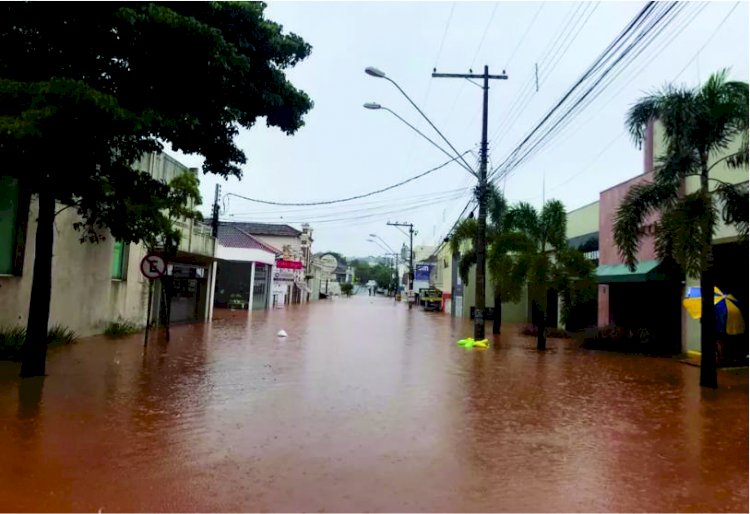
[363,103,474,176]
[364,67,476,176]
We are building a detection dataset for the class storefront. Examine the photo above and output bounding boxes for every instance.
[214,224,279,311]
[167,263,209,323]
[273,259,305,306]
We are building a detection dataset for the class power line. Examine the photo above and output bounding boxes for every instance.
[487,1,664,182]
[487,2,596,150]
[507,0,727,202]
[405,2,458,171]
[438,2,499,130]
[674,1,740,81]
[226,151,470,207]
[539,1,706,156]
[227,187,468,217]
[225,191,467,228]
[469,2,500,70]
[433,2,457,69]
[492,2,681,182]
[504,2,546,71]
[226,189,469,222]
[497,1,686,175]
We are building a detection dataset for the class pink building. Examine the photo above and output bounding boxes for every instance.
[594,122,683,352]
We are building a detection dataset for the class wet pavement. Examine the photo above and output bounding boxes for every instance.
[0,295,747,512]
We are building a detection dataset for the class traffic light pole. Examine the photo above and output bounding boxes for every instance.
[432,66,507,340]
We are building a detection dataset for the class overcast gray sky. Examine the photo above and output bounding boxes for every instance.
[166,0,749,258]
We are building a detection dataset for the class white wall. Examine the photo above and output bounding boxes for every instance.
[215,244,276,265]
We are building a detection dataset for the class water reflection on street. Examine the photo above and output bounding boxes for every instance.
[0,295,746,512]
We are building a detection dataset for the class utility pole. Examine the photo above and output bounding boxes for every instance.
[432,65,508,340]
[211,184,221,238]
[387,221,415,308]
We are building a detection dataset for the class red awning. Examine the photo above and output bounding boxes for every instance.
[276,259,303,270]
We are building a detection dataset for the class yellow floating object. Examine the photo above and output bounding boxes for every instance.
[473,339,489,349]
[456,337,489,349]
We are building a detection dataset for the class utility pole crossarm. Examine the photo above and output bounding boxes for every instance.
[432,72,509,80]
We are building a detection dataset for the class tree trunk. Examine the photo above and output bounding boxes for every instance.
[535,299,546,351]
[20,190,56,378]
[492,293,502,334]
[699,165,717,388]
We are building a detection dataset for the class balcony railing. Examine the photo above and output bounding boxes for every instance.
[175,219,215,257]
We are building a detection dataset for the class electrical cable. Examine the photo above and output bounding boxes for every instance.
[225,151,470,207]
[226,187,469,217]
[487,1,663,182]
[537,1,706,156]
[225,189,470,223]
[491,2,680,182]
[487,2,598,150]
[673,1,740,80]
[504,2,546,71]
[225,191,468,227]
[496,1,685,176]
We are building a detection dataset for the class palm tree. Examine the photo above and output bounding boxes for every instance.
[509,200,596,351]
[449,185,524,334]
[614,69,748,388]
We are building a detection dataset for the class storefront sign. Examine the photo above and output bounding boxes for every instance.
[415,264,432,281]
[276,259,303,270]
[274,270,296,282]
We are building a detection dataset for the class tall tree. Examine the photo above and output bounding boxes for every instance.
[450,185,525,334]
[0,2,313,377]
[509,200,596,351]
[614,69,748,388]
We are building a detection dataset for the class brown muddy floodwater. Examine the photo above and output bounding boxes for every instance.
[0,295,747,512]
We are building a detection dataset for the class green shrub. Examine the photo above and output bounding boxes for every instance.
[0,324,77,361]
[520,324,571,339]
[0,326,27,361]
[104,319,141,337]
[47,324,77,346]
[581,325,673,355]
[340,283,353,297]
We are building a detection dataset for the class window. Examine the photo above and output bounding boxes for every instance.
[0,177,20,275]
[111,240,127,280]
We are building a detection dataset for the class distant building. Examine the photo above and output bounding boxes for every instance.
[217,221,313,307]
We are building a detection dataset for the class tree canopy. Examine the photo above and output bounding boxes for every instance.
[0,2,313,377]
[614,69,748,388]
[0,1,313,243]
[509,199,596,350]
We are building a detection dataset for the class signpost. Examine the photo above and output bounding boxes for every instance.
[140,254,166,346]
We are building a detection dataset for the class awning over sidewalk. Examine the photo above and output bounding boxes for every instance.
[596,260,669,283]
[294,281,312,293]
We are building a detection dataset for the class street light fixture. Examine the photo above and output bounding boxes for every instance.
[363,102,475,176]
[365,66,386,78]
[364,66,476,175]
[369,233,396,254]
[366,238,401,297]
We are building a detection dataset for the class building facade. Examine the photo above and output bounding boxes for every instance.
[0,152,216,337]
[218,222,313,306]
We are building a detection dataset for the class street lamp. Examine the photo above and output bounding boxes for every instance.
[366,238,400,297]
[369,233,396,254]
[365,66,386,78]
[364,66,475,175]
[366,238,390,254]
[363,102,475,176]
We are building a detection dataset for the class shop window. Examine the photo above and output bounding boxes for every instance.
[0,177,27,276]
[111,240,127,280]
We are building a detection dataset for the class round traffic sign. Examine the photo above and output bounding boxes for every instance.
[140,254,166,279]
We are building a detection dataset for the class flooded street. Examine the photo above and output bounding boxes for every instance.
[0,295,747,512]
